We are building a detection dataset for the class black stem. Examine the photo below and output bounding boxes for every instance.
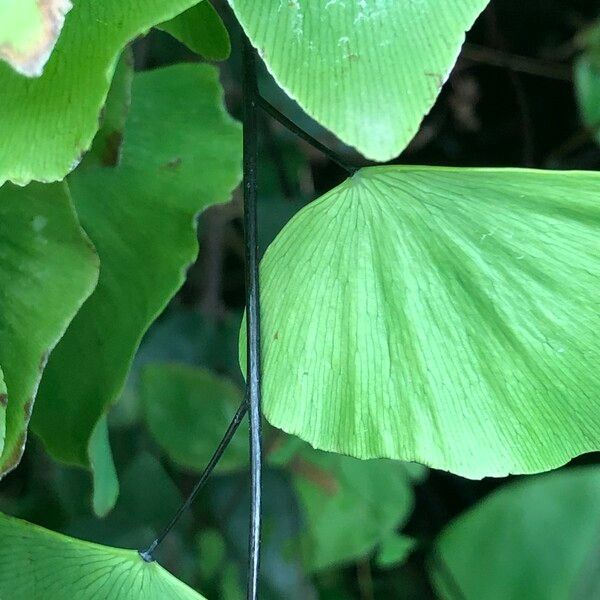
[139,398,248,562]
[256,94,358,175]
[243,39,263,600]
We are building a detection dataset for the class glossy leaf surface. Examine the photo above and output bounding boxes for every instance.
[0,182,98,476]
[33,64,242,497]
[0,0,202,185]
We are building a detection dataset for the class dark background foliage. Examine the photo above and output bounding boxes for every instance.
[1,1,598,598]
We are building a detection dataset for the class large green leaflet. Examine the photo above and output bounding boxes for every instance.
[0,0,71,76]
[33,64,242,498]
[228,0,489,161]
[141,364,248,472]
[0,512,206,599]
[273,442,417,571]
[432,467,600,599]
[246,166,600,478]
[0,183,98,477]
[0,0,202,186]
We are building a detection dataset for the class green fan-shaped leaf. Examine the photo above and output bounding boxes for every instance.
[0,512,206,599]
[0,0,71,76]
[141,364,248,472]
[0,182,98,477]
[32,63,242,510]
[273,440,415,571]
[431,467,600,599]
[245,166,600,478]
[159,1,231,61]
[228,0,488,161]
[0,0,203,186]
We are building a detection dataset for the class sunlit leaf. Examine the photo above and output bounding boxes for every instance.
[0,0,71,76]
[431,467,600,599]
[0,512,206,599]
[159,1,231,61]
[141,364,247,472]
[228,0,488,161]
[244,166,600,478]
[0,0,204,186]
[0,182,98,477]
[33,63,242,511]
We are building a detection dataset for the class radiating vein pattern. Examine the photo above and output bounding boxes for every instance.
[0,512,206,599]
[252,166,600,478]
[229,0,489,160]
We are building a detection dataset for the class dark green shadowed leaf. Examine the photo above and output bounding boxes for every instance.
[0,367,6,454]
[243,166,600,478]
[0,0,71,76]
[273,440,416,572]
[80,47,134,170]
[0,182,99,477]
[228,0,489,161]
[575,23,600,143]
[377,533,416,569]
[0,512,207,599]
[32,63,242,512]
[141,364,248,472]
[0,0,204,186]
[159,1,231,61]
[431,467,600,599]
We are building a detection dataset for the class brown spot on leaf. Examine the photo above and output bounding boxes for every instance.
[39,350,49,373]
[291,457,339,495]
[163,157,182,170]
[0,394,7,408]
[0,0,73,77]
[23,398,34,419]
[0,430,28,478]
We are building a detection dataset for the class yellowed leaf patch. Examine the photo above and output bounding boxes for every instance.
[0,0,72,77]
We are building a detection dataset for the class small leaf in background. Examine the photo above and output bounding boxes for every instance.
[431,467,600,599]
[245,166,600,478]
[282,442,415,572]
[115,308,244,428]
[141,364,248,473]
[0,183,98,477]
[0,0,204,186]
[228,0,489,161]
[0,512,206,599]
[159,1,231,61]
[575,21,600,144]
[0,0,71,76]
[198,528,227,581]
[376,533,417,570]
[88,416,119,518]
[211,470,318,600]
[32,62,242,514]
[0,368,6,454]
